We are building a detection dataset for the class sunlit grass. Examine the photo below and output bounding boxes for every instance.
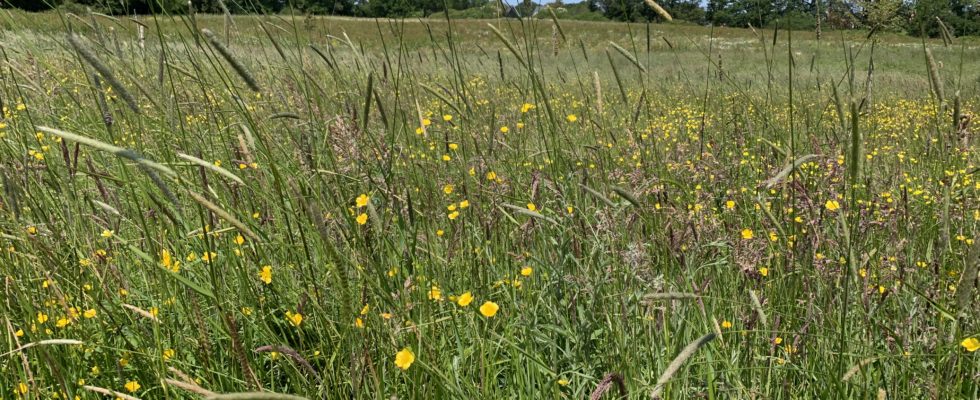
[0,7,978,400]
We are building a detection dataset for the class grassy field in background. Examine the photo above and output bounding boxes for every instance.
[0,7,978,399]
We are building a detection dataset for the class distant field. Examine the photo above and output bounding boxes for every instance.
[1,8,978,400]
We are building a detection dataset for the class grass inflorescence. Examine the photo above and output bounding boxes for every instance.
[0,8,978,400]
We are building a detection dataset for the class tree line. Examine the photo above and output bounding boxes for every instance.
[3,0,978,37]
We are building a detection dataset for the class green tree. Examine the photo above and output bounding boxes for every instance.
[910,0,980,37]
[732,0,777,27]
[663,0,705,23]
[515,0,539,17]
[855,0,907,32]
[2,0,61,11]
[597,0,704,23]
[706,0,737,26]
[910,0,955,36]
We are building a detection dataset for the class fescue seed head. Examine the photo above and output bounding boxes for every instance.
[224,314,261,390]
[254,345,320,380]
[201,28,261,92]
[204,392,310,400]
[643,0,673,21]
[82,385,141,400]
[552,24,559,57]
[955,244,978,317]
[593,71,603,115]
[651,333,716,399]
[122,303,160,323]
[749,290,768,328]
[589,373,626,400]
[68,34,140,113]
[91,74,113,127]
[842,357,877,381]
[610,41,646,73]
[2,339,84,357]
[643,292,698,301]
[165,379,215,397]
[924,48,945,104]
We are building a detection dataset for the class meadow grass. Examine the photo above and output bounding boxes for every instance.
[0,7,978,399]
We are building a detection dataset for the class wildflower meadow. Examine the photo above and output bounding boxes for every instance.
[0,5,978,399]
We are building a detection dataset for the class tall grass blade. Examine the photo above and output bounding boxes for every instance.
[2,339,83,357]
[764,154,818,188]
[82,385,141,400]
[202,28,261,92]
[36,126,175,177]
[488,24,527,69]
[610,42,646,73]
[955,243,979,317]
[187,191,261,242]
[206,393,309,400]
[68,34,140,113]
[176,153,245,186]
[650,333,716,399]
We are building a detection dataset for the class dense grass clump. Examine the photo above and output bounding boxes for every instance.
[0,9,978,400]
